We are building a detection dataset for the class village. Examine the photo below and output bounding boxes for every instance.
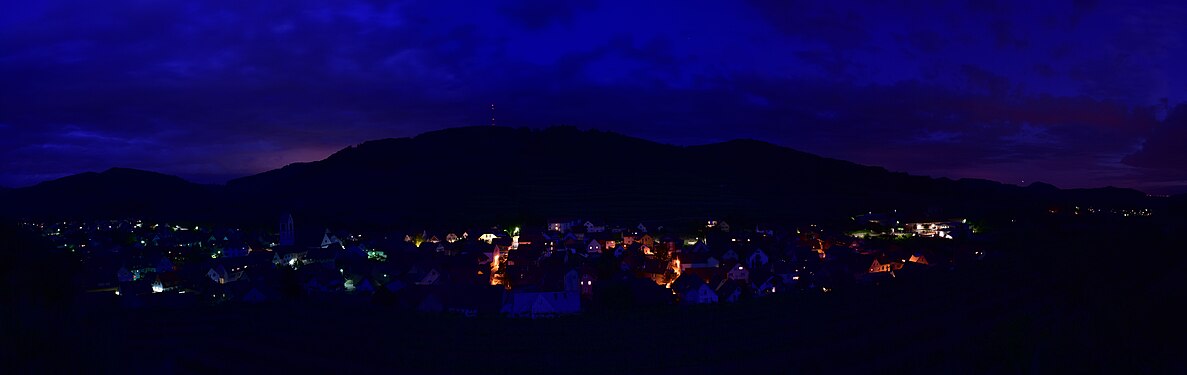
[23,213,988,318]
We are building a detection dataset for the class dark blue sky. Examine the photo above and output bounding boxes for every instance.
[2,1,1185,193]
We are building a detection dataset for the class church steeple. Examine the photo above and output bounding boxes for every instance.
[279,214,295,247]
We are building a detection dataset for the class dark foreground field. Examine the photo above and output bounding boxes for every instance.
[4,220,1185,374]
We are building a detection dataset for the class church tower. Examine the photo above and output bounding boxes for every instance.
[280,214,295,247]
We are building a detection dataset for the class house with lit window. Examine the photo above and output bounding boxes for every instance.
[726,264,749,283]
[579,272,597,298]
[638,233,655,248]
[771,261,801,284]
[585,239,603,254]
[621,232,637,246]
[757,276,782,296]
[709,221,730,232]
[868,258,904,273]
[206,265,246,284]
[273,248,308,267]
[547,219,579,233]
[900,221,968,239]
[321,229,344,249]
[153,272,182,293]
[602,238,619,252]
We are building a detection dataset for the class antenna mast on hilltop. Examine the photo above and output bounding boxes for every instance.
[490,103,496,127]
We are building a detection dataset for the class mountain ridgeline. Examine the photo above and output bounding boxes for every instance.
[0,126,1164,226]
[0,168,221,221]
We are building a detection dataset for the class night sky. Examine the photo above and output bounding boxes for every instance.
[2,1,1185,193]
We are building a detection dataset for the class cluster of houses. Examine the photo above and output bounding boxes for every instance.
[1047,206,1154,217]
[24,213,987,318]
[848,213,974,239]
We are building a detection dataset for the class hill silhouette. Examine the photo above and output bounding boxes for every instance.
[0,126,1162,225]
[1,168,218,220]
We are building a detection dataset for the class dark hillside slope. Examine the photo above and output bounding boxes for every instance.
[2,127,1158,226]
